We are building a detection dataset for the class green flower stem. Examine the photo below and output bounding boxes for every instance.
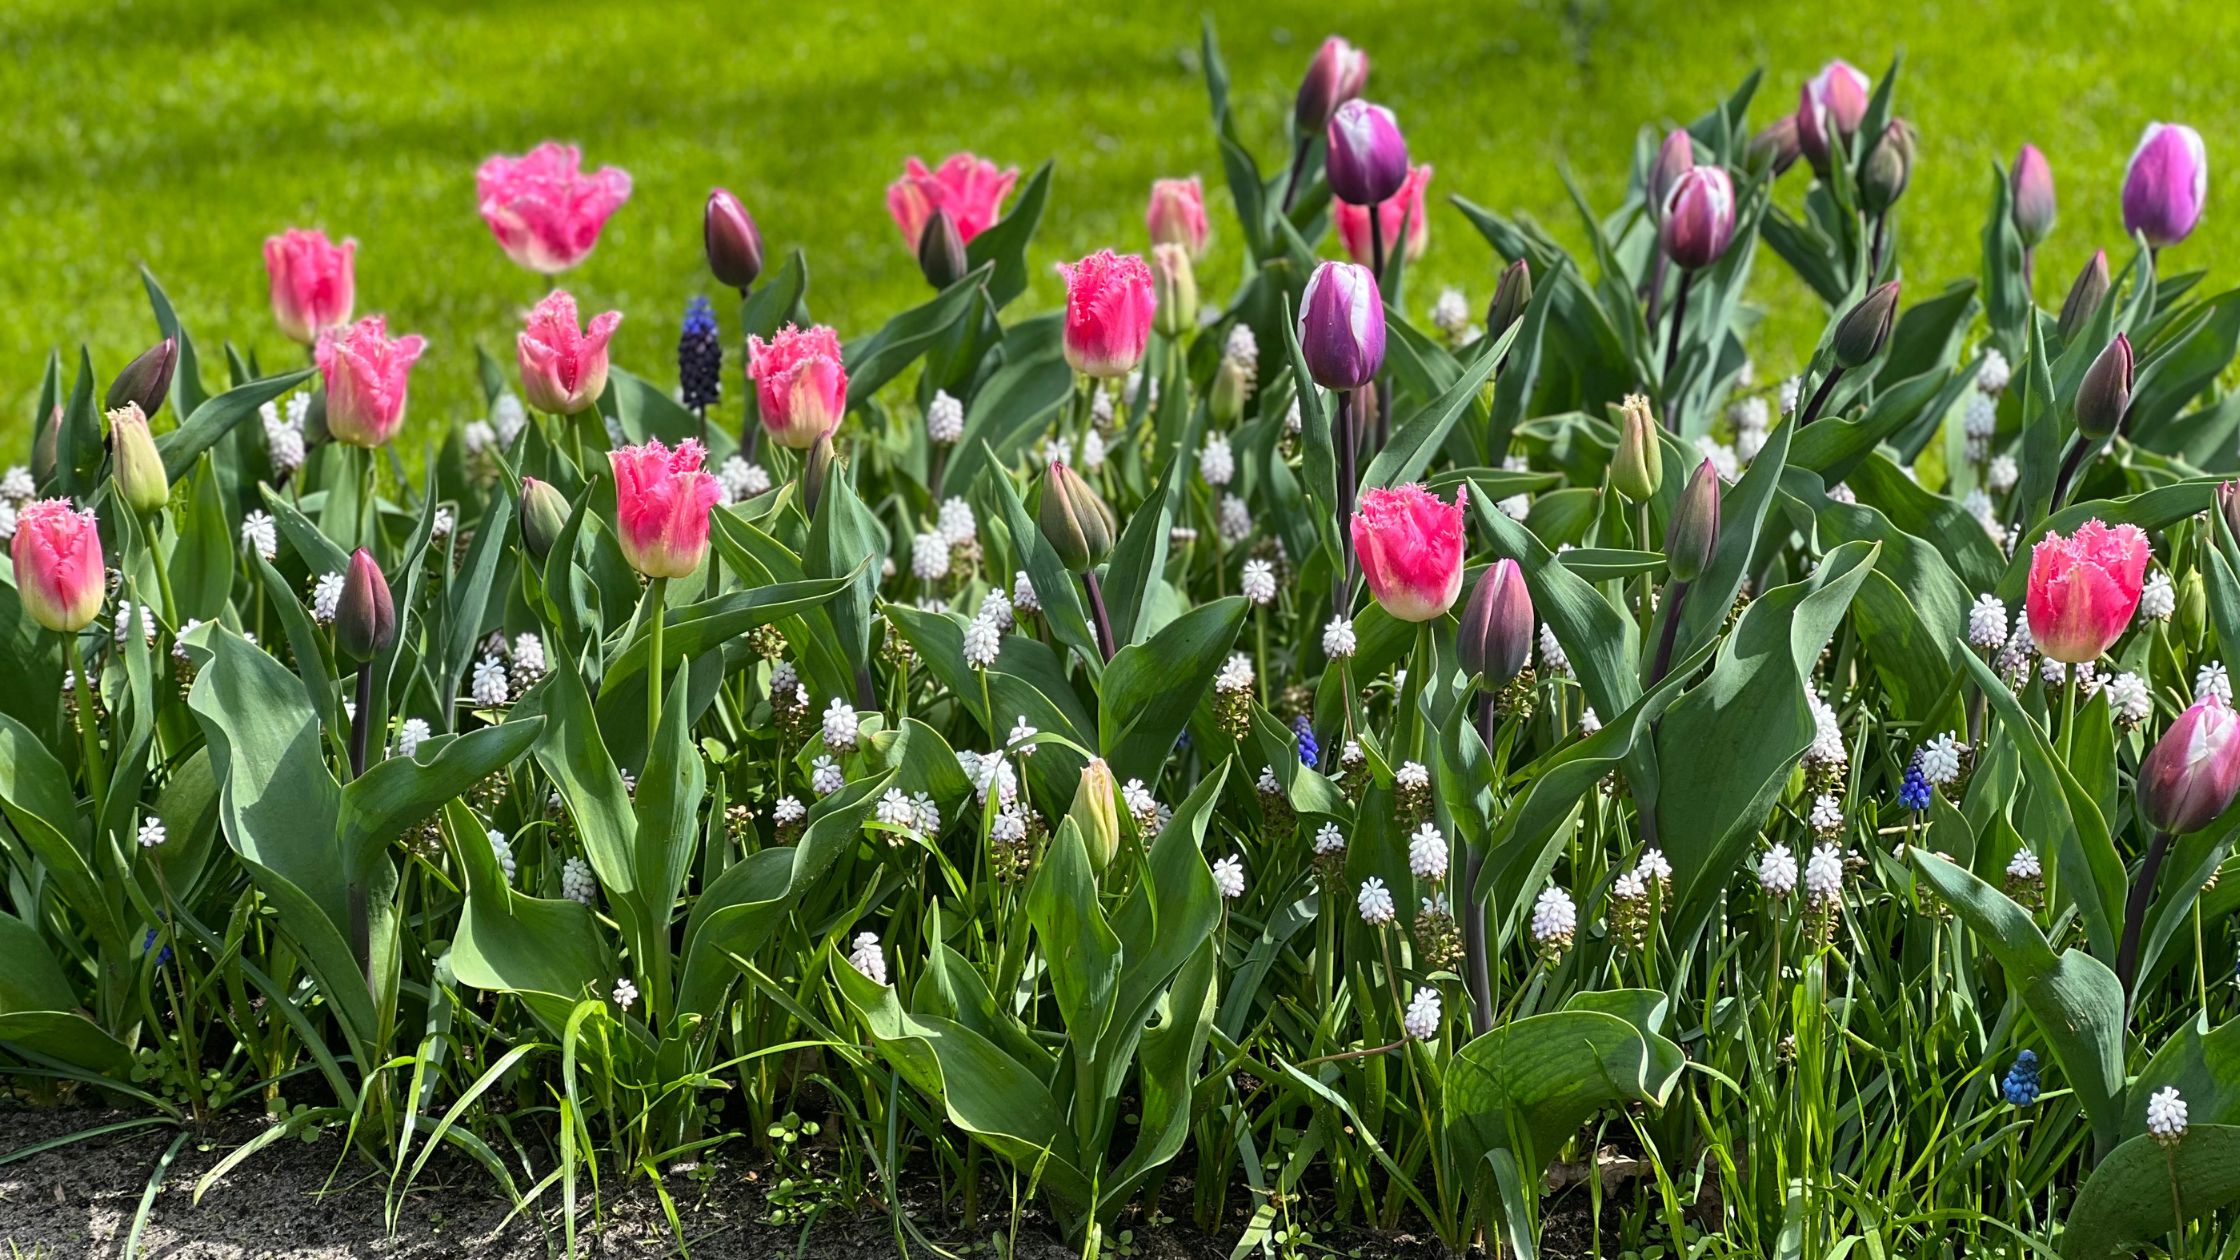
[64,632,106,810]
[646,576,669,751]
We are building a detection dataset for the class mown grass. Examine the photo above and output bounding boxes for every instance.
[2,0,2234,445]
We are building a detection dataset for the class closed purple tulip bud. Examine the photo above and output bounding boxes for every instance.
[1299,261,1385,392]
[1749,115,1801,176]
[703,188,764,291]
[335,548,396,663]
[2075,333,2133,439]
[1859,120,1914,215]
[2218,480,2240,545]
[1325,100,1409,207]
[2139,695,2240,834]
[1665,459,1722,582]
[1648,129,1696,218]
[2123,122,2208,249]
[916,208,969,290]
[1833,281,1901,369]
[1294,36,1369,135]
[1458,558,1534,690]
[2011,144,2057,247]
[1659,166,1736,270]
[2059,249,2112,341]
[107,338,178,420]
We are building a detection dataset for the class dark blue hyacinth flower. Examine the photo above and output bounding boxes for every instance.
[679,296,722,411]
[1897,754,1933,812]
[2000,1049,2040,1106]
[1293,714,1319,768]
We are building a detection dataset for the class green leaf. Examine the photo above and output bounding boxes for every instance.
[1362,324,1513,489]
[1026,819,1122,1065]
[844,265,994,406]
[1445,1000,1683,1183]
[2062,1126,2240,1259]
[158,370,315,484]
[1098,597,1247,783]
[965,161,1053,310]
[340,720,544,880]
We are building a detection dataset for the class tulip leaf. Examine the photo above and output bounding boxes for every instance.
[0,912,131,1077]
[1364,322,1513,491]
[0,715,127,956]
[442,798,611,1034]
[965,160,1052,311]
[1444,996,1683,1188]
[158,369,314,484]
[844,264,993,408]
[1099,596,1246,784]
[739,248,809,340]
[984,449,1099,672]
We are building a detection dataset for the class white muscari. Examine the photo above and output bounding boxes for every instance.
[811,755,845,797]
[2107,671,2153,724]
[911,792,942,836]
[488,829,516,883]
[1431,287,1470,335]
[822,698,861,750]
[1241,559,1277,606]
[1804,843,1845,905]
[848,932,889,985]
[1012,570,1040,612]
[1987,455,2019,492]
[1918,731,1965,785]
[1809,793,1843,834]
[241,510,279,561]
[1214,652,1254,695]
[1211,855,1246,900]
[512,632,548,679]
[2006,848,2042,882]
[910,531,951,582]
[613,977,639,1010]
[1408,823,1449,882]
[1530,886,1577,945]
[926,390,964,443]
[937,497,977,546]
[1217,494,1253,542]
[138,817,166,848]
[1402,986,1442,1041]
[471,655,510,707]
[1758,843,1799,897]
[1979,347,2011,394]
[395,718,432,757]
[1200,434,1235,487]
[1539,624,1572,678]
[1322,617,1357,659]
[2199,661,2233,705]
[1357,877,1396,925]
[2139,571,2176,622]
[962,615,1003,668]
[1635,848,1672,886]
[1007,715,1038,756]
[2148,1086,2189,1145]
[1313,821,1346,855]
[562,857,596,906]
[773,796,806,826]
[1967,594,2009,649]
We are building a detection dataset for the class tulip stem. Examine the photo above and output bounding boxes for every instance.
[1648,579,1692,690]
[1280,136,1313,214]
[2050,435,2093,514]
[64,633,106,810]
[2116,829,2175,1003]
[1868,212,1889,278]
[1463,694,1497,1037]
[1645,252,1669,335]
[349,667,373,779]
[1334,389,1358,618]
[1663,269,1693,387]
[646,577,669,750]
[1797,367,1846,428]
[1081,571,1116,664]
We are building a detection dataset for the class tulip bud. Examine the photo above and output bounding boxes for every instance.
[2010,144,2056,247]
[1210,355,1250,425]
[1299,261,1385,392]
[1324,99,1409,207]
[916,209,969,290]
[2219,480,2240,545]
[32,405,60,486]
[1748,115,1801,175]
[2059,250,2111,342]
[2139,696,2240,835]
[1613,393,1663,503]
[520,476,569,562]
[704,188,764,291]
[2075,334,2134,439]
[1659,166,1737,270]
[1648,129,1695,218]
[1458,558,1534,690]
[1151,243,1198,339]
[802,433,836,520]
[107,404,169,515]
[1072,756,1122,873]
[1832,281,1900,369]
[335,548,396,662]
[1859,120,1914,216]
[1664,459,1721,582]
[2122,122,2209,250]
[1485,258,1532,342]
[107,338,178,420]
[1293,36,1368,136]
[1036,460,1116,572]
[2181,569,2210,651]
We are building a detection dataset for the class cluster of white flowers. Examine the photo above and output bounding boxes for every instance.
[848,932,889,985]
[1805,685,1847,769]
[395,717,433,757]
[491,395,527,447]
[2147,1086,2189,1146]
[1967,594,2009,649]
[1407,823,1449,882]
[1007,715,1038,756]
[823,698,861,751]
[1255,764,1282,795]
[1313,821,1346,856]
[962,613,1004,668]
[937,498,977,548]
[1224,323,1259,383]
[612,977,640,1011]
[1809,793,1844,836]
[2199,661,2233,705]
[1963,489,1999,536]
[1530,885,1577,948]
[261,393,310,475]
[138,816,166,848]
[1402,986,1442,1041]
[1357,877,1397,925]
[1217,493,1253,543]
[1978,347,2012,395]
[811,755,846,796]
[112,600,157,645]
[1987,455,2019,493]
[562,856,596,906]
[1996,619,2038,684]
[1538,623,1572,679]
[772,796,807,827]
[1322,617,1357,659]
[1917,731,1965,786]
[1635,848,1672,886]
[1803,843,1845,907]
[1696,435,1740,483]
[926,390,965,444]
[471,655,510,707]
[1779,376,1802,417]
[488,829,516,884]
[958,749,1021,807]
[910,531,951,583]
[1758,843,1799,898]
[1012,570,1040,612]
[512,632,548,681]
[2106,671,2154,725]
[1200,433,1235,488]
[1730,395,1771,462]
[718,456,770,502]
[1214,652,1254,696]
[875,787,918,837]
[1579,707,1603,735]
[1211,855,1246,900]
[1431,287,1471,337]
[309,571,345,623]
[241,509,279,561]
[1963,392,1997,447]
[2138,571,2177,623]
[2005,848,2042,883]
[1240,558,1277,606]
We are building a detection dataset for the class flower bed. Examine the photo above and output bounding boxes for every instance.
[4,22,2239,1260]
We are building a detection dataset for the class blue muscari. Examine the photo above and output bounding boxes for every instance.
[1897,755,1932,812]
[1294,714,1319,767]
[2000,1049,2041,1106]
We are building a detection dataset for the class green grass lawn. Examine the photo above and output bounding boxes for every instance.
[3,0,2234,449]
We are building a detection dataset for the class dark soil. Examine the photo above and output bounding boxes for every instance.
[0,1104,1490,1258]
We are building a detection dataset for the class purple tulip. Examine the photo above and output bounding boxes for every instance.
[2123,122,2208,249]
[2011,144,2056,247]
[1648,129,1696,217]
[2139,695,2240,835]
[1794,60,1871,173]
[1299,261,1385,391]
[1458,559,1535,689]
[1325,100,1409,207]
[1659,165,1736,270]
[1294,36,1369,135]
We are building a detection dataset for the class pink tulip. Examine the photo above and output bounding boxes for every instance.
[2025,519,2149,663]
[2122,122,2208,249]
[1335,164,1433,268]
[10,498,104,633]
[2139,695,2240,834]
[1351,484,1467,622]
[886,153,1019,250]
[1659,165,1737,270]
[609,438,721,579]
[475,142,633,274]
[518,290,621,415]
[263,228,357,344]
[1794,59,1871,172]
[1056,250,1156,379]
[1145,177,1210,259]
[746,324,849,449]
[315,316,427,448]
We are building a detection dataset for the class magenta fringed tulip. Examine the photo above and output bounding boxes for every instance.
[1458,558,1534,688]
[1145,177,1210,259]
[475,142,633,274]
[2122,122,2208,249]
[518,290,621,416]
[1325,100,1408,207]
[315,316,427,448]
[11,499,104,633]
[747,324,849,449]
[704,188,765,290]
[887,153,1018,250]
[1335,164,1432,268]
[1293,35,1368,135]
[1352,484,1467,623]
[2140,696,2240,835]
[1659,165,1736,270]
[2011,144,2057,247]
[1794,59,1871,172]
[2026,519,2149,663]
[609,438,722,580]
[1056,250,1156,379]
[264,228,356,345]
[1299,261,1385,392]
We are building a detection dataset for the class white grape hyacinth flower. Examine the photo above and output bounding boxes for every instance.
[1804,843,1845,907]
[1530,885,1577,949]
[395,717,432,758]
[1357,877,1397,925]
[562,856,596,906]
[241,510,279,561]
[138,816,166,848]
[1966,594,2009,649]
[1240,558,1277,606]
[2107,671,2153,725]
[1758,843,1799,898]
[471,656,510,708]
[848,932,889,985]
[1402,986,1442,1041]
[1211,855,1246,900]
[822,698,861,751]
[2198,661,2233,705]
[1917,731,1965,786]
[2147,1086,2189,1146]
[310,572,345,623]
[1322,617,1357,659]
[810,755,845,797]
[612,977,640,1011]
[1407,823,1449,882]
[926,390,964,444]
[962,614,1003,669]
